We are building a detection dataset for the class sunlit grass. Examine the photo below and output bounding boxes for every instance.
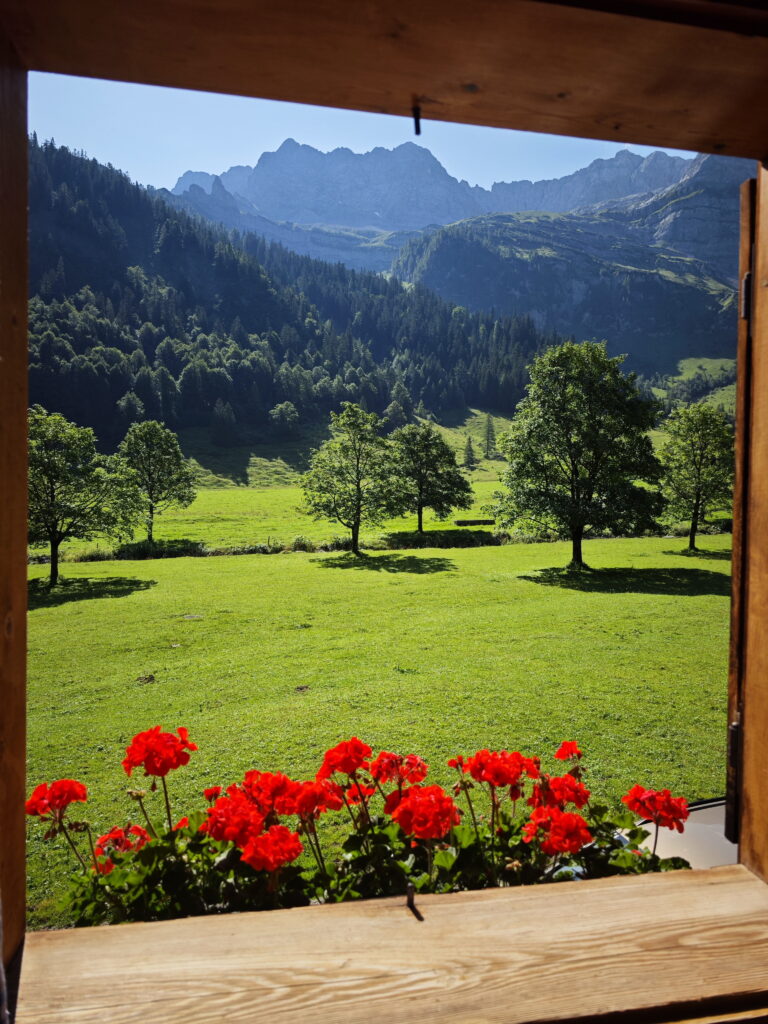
[27,534,731,927]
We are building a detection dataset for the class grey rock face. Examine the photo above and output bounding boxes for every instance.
[582,154,757,283]
[170,140,693,234]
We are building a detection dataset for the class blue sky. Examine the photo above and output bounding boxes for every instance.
[29,73,696,191]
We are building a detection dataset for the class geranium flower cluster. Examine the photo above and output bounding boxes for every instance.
[26,728,692,922]
[94,825,151,875]
[122,726,197,778]
[25,779,87,822]
[622,785,690,833]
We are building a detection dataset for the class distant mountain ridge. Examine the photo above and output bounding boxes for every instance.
[170,139,691,231]
[160,140,749,375]
[390,151,754,374]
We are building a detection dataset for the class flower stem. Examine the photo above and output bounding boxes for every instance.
[161,776,173,833]
[652,822,659,857]
[353,777,373,831]
[463,783,482,845]
[84,824,99,872]
[136,795,158,839]
[61,823,89,874]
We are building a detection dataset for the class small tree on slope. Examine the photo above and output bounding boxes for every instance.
[302,403,405,555]
[659,404,733,551]
[28,406,141,585]
[118,420,196,543]
[391,422,473,532]
[494,341,661,568]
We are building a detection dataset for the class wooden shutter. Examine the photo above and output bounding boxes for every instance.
[730,165,768,882]
[725,177,755,843]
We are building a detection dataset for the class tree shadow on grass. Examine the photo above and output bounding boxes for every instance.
[518,566,731,597]
[661,548,732,561]
[312,552,456,574]
[28,576,157,610]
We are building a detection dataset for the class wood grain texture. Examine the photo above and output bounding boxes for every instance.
[726,177,755,845]
[1,0,768,158]
[0,27,26,971]
[15,867,768,1024]
[740,165,768,884]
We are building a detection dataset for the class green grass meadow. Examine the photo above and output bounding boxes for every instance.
[27,534,731,927]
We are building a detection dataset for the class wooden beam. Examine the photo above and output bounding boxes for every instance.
[739,164,768,882]
[2,0,768,159]
[15,866,768,1024]
[0,27,27,973]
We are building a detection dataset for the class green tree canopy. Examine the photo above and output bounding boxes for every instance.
[391,422,473,532]
[302,403,404,554]
[118,420,196,542]
[28,406,141,585]
[659,404,733,551]
[494,341,661,568]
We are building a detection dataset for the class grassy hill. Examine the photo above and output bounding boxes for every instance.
[27,534,731,927]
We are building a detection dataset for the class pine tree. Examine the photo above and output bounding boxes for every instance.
[484,414,496,459]
[463,436,477,470]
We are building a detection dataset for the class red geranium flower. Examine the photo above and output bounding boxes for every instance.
[241,770,299,817]
[203,786,222,803]
[345,782,376,806]
[291,779,344,819]
[316,737,372,780]
[122,726,197,778]
[241,824,303,872]
[200,785,265,847]
[464,749,540,788]
[369,751,428,785]
[528,774,590,810]
[522,806,592,855]
[93,824,150,874]
[390,784,461,840]
[554,741,583,761]
[25,779,88,821]
[622,785,689,833]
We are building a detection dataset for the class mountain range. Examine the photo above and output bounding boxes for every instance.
[161,142,694,272]
[161,141,753,373]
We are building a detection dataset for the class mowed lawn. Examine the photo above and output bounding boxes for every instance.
[27,535,731,925]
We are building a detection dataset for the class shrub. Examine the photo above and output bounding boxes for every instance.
[289,536,316,553]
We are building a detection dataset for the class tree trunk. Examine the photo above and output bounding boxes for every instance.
[351,519,360,556]
[417,504,424,533]
[147,503,154,544]
[49,536,60,587]
[688,494,701,551]
[570,527,584,569]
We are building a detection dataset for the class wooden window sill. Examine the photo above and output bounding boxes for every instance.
[15,864,768,1023]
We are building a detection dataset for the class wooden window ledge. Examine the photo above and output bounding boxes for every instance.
[15,865,768,1023]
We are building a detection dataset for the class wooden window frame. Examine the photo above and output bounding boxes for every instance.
[2,3,768,1020]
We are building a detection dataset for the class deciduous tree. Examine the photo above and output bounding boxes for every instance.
[391,423,473,532]
[659,404,733,551]
[302,403,404,555]
[118,420,196,543]
[495,341,661,568]
[28,406,141,585]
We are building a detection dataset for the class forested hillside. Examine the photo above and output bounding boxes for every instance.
[28,137,559,446]
[392,209,736,375]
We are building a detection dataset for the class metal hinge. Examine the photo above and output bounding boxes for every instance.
[740,270,753,321]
